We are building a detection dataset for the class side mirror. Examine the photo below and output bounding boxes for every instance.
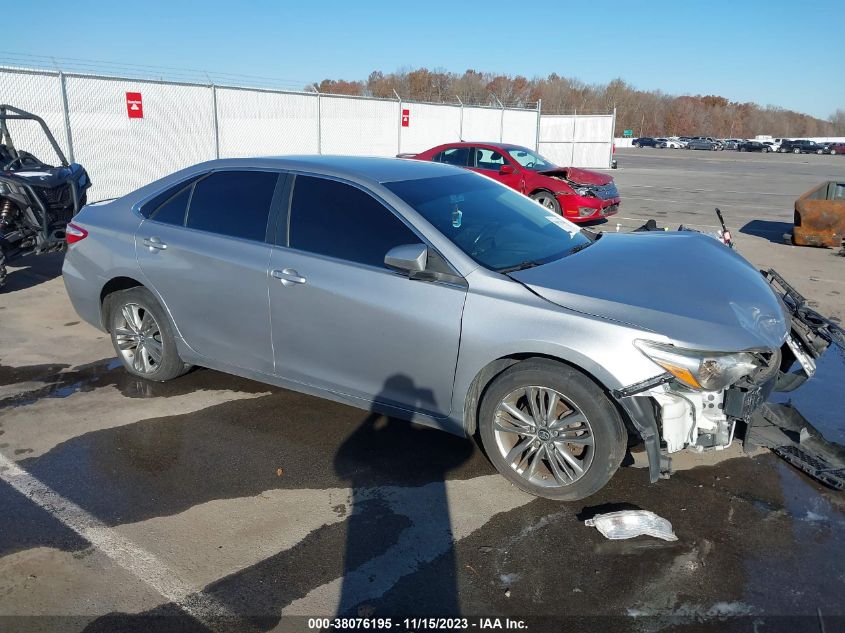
[499,164,515,175]
[384,243,427,273]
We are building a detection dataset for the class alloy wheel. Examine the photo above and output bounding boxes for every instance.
[533,194,557,211]
[492,386,595,488]
[114,303,164,374]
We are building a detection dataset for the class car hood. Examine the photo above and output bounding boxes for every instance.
[539,166,613,186]
[510,231,789,351]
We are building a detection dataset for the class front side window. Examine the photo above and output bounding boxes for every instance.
[289,175,420,268]
[385,173,590,272]
[186,171,278,242]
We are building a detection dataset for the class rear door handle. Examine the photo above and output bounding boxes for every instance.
[142,237,167,251]
[271,268,307,286]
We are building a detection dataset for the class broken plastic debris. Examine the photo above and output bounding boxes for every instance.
[584,510,678,541]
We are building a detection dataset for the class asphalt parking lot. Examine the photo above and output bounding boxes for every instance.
[1,150,844,632]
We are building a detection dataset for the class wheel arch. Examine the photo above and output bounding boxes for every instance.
[99,276,145,331]
[461,352,625,438]
[528,187,558,198]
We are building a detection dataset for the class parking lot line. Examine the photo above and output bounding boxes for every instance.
[0,451,260,633]
[624,185,795,197]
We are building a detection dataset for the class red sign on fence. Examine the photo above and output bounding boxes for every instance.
[401,108,410,127]
[126,92,143,119]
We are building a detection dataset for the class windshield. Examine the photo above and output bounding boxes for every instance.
[505,147,557,172]
[385,173,591,272]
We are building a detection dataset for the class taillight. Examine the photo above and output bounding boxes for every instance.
[66,222,88,245]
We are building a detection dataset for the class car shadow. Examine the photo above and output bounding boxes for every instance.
[1,251,65,292]
[333,374,473,618]
[740,220,793,245]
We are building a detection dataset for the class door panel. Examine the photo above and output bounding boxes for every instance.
[469,147,523,191]
[136,222,274,373]
[134,170,280,374]
[269,249,466,416]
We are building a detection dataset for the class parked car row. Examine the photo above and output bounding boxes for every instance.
[632,136,845,155]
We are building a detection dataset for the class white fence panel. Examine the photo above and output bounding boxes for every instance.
[502,109,537,148]
[462,106,501,142]
[64,76,215,200]
[539,114,613,168]
[398,102,461,154]
[217,88,319,157]
[321,96,398,156]
[0,69,70,163]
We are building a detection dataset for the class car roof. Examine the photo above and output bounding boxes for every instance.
[436,141,532,152]
[184,154,464,184]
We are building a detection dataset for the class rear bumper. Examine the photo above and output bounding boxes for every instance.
[62,249,107,331]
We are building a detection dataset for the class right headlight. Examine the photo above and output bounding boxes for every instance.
[634,340,759,391]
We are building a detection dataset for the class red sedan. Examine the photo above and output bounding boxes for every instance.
[403,142,620,222]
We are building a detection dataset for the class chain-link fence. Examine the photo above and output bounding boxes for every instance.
[1,65,615,201]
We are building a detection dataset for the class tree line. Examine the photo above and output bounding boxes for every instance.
[314,69,842,139]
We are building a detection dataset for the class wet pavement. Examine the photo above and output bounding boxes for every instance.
[1,153,844,632]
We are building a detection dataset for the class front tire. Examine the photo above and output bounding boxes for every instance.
[530,191,561,215]
[793,148,801,154]
[106,286,191,381]
[478,359,627,500]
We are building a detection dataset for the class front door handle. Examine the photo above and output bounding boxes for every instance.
[271,268,307,286]
[142,236,167,251]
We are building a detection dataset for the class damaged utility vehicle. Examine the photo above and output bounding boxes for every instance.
[0,105,91,288]
[62,156,841,500]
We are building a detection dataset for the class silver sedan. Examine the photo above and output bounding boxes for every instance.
[63,156,794,500]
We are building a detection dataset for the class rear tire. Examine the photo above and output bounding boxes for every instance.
[478,359,627,501]
[0,247,6,290]
[106,286,191,381]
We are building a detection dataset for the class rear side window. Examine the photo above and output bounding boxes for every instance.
[433,147,470,166]
[186,171,278,242]
[140,173,205,218]
[289,175,420,268]
[473,148,508,171]
[150,187,191,226]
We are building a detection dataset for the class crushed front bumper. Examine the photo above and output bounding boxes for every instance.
[613,268,845,487]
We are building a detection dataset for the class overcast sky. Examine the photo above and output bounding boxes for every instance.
[5,0,842,119]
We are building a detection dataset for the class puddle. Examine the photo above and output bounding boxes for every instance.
[0,359,270,409]
[770,343,845,445]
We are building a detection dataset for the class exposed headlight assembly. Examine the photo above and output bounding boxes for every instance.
[634,340,758,391]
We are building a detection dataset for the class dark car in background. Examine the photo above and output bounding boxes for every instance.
[780,139,826,154]
[737,140,771,153]
[687,138,721,151]
[827,143,845,155]
[632,137,661,148]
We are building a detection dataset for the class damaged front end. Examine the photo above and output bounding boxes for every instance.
[613,268,845,489]
[540,168,621,219]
